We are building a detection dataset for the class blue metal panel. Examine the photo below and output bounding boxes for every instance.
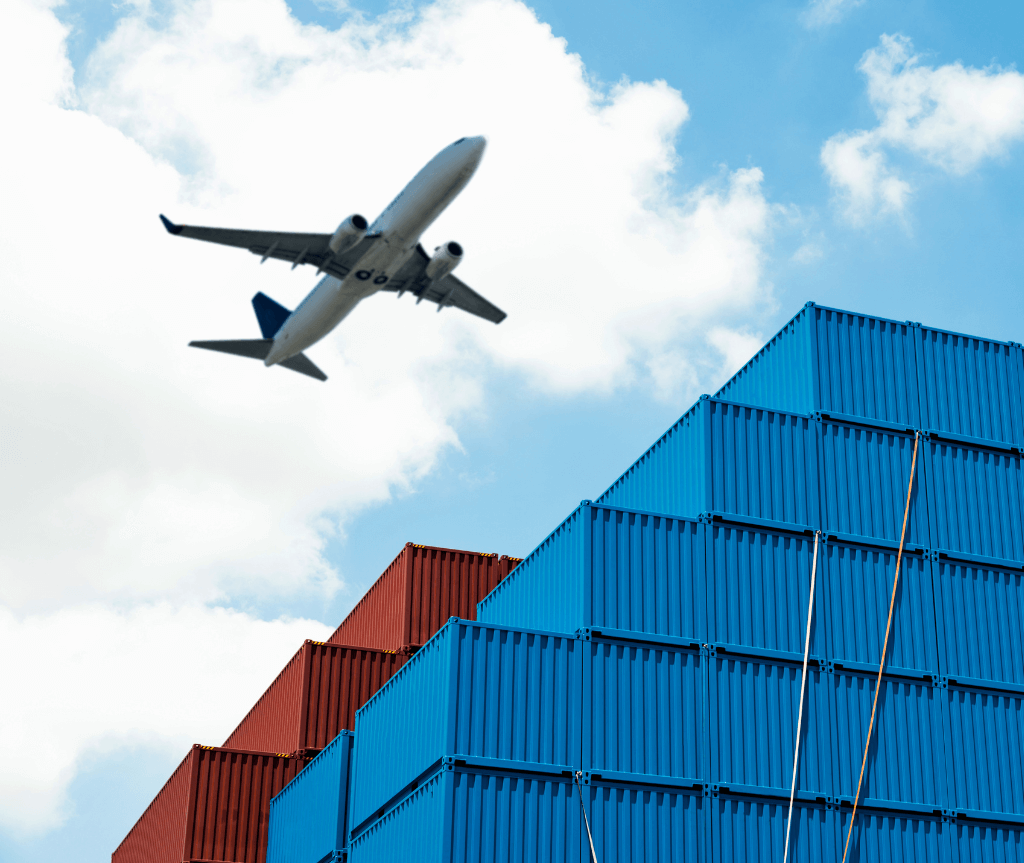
[583,636,704,781]
[586,779,704,863]
[350,621,453,830]
[831,672,948,808]
[714,303,815,416]
[705,524,825,657]
[926,440,1024,563]
[835,808,953,862]
[347,769,447,863]
[824,543,938,676]
[475,506,585,633]
[819,420,930,548]
[478,504,706,642]
[708,400,820,528]
[598,399,706,516]
[588,508,706,641]
[933,558,1024,688]
[946,684,1024,817]
[916,324,1024,448]
[707,654,832,796]
[813,306,920,428]
[267,731,354,863]
[349,766,581,863]
[597,398,819,528]
[953,821,1024,863]
[350,620,580,832]
[709,794,839,863]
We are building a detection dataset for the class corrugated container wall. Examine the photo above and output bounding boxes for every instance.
[113,746,309,863]
[267,731,354,863]
[715,301,1024,447]
[327,543,512,651]
[224,640,406,755]
[477,504,705,641]
[350,619,580,832]
[348,767,583,863]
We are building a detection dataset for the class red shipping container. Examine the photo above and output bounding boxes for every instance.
[113,745,309,863]
[222,640,408,755]
[327,543,516,651]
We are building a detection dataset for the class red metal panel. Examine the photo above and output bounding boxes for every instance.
[223,647,306,754]
[327,543,509,651]
[113,746,309,863]
[112,746,192,863]
[224,642,407,754]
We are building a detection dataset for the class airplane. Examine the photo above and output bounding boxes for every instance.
[159,136,505,382]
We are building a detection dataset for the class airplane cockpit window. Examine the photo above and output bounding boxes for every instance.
[453,137,466,145]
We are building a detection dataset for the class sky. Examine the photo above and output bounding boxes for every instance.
[1,0,1023,859]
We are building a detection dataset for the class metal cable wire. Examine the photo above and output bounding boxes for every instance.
[782,530,821,863]
[574,770,598,863]
[841,431,921,863]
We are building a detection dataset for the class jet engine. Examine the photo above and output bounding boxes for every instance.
[328,214,369,256]
[425,241,464,281]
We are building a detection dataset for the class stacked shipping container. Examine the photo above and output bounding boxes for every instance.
[115,544,513,863]
[328,303,1024,862]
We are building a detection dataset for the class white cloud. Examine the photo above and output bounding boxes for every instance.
[822,34,1024,223]
[800,0,864,30]
[0,603,331,835]
[0,0,778,834]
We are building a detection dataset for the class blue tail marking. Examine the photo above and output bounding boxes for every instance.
[252,292,291,339]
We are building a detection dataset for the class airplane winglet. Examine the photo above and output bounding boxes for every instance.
[159,214,183,235]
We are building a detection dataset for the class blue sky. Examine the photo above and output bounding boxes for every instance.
[2,0,1023,860]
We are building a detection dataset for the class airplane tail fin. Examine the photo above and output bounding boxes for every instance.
[252,292,291,338]
[189,340,327,381]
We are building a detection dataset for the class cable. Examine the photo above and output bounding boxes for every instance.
[782,530,820,863]
[573,770,598,863]
[841,431,921,863]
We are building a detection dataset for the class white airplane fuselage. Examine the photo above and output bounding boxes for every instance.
[264,136,486,366]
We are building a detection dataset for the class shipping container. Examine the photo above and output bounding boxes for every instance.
[113,745,310,863]
[328,543,511,651]
[349,619,581,832]
[348,765,582,863]
[585,777,705,863]
[915,323,1024,449]
[925,439,1024,564]
[477,503,705,639]
[817,417,930,548]
[707,651,833,797]
[267,731,354,863]
[581,633,705,783]
[224,640,406,755]
[705,522,823,656]
[598,397,821,529]
[831,672,948,809]
[823,541,937,676]
[932,557,1024,689]
[715,302,1024,447]
[709,793,840,863]
[946,682,1024,818]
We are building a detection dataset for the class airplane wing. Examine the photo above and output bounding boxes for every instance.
[382,244,507,324]
[159,215,377,282]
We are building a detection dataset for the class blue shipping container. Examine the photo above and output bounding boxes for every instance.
[267,731,354,863]
[598,397,821,529]
[349,619,581,832]
[709,793,840,863]
[835,806,955,863]
[715,301,1024,447]
[477,504,705,640]
[348,765,582,863]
